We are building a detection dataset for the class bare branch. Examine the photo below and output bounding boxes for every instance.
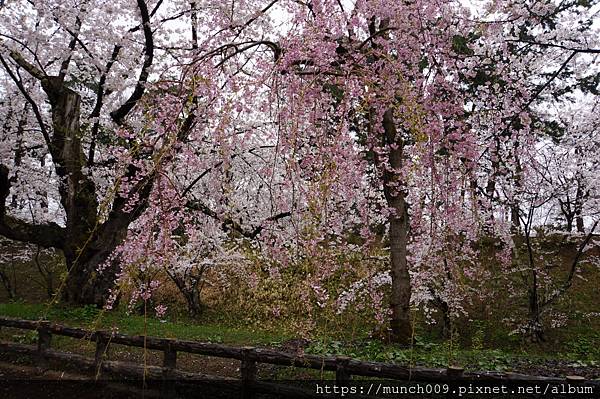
[0,54,51,146]
[7,48,46,81]
[58,14,83,81]
[110,0,155,125]
[541,220,599,308]
[0,165,65,249]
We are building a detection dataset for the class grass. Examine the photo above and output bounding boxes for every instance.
[0,301,289,346]
[0,301,599,375]
[305,335,599,371]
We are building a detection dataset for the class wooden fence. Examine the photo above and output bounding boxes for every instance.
[0,316,598,398]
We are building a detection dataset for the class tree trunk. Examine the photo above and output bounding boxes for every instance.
[523,226,544,343]
[382,109,412,345]
[61,166,154,306]
[527,285,544,342]
[62,233,125,306]
[511,205,520,232]
[184,290,203,317]
[575,180,585,233]
[485,136,500,202]
[41,79,121,306]
[511,142,523,233]
[557,198,574,232]
[361,17,412,344]
[438,299,452,339]
[388,194,412,344]
[0,264,17,299]
[576,216,584,234]
[566,212,574,233]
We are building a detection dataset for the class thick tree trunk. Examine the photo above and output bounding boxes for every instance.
[61,169,154,306]
[0,263,17,299]
[511,205,520,231]
[183,289,204,317]
[62,230,126,306]
[557,199,575,232]
[381,109,412,345]
[180,281,204,317]
[576,216,584,234]
[388,196,412,344]
[361,17,412,344]
[436,298,452,339]
[485,137,500,201]
[511,143,523,233]
[40,79,121,306]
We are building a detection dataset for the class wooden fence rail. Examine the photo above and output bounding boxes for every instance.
[0,316,598,398]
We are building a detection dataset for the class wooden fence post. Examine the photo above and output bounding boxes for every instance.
[161,342,178,398]
[94,331,110,377]
[446,366,464,399]
[241,346,257,399]
[36,321,52,372]
[446,366,464,379]
[335,356,351,385]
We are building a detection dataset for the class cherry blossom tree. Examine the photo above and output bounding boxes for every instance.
[464,0,600,340]
[269,0,600,342]
[268,0,494,343]
[0,0,284,305]
[1,0,599,346]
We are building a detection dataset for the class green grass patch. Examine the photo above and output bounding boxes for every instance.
[304,330,600,371]
[0,301,289,346]
[1,301,599,372]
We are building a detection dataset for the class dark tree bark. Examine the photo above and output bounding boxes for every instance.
[574,179,585,233]
[575,215,584,233]
[166,265,206,317]
[558,197,575,232]
[1,100,155,306]
[381,109,412,345]
[510,142,523,233]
